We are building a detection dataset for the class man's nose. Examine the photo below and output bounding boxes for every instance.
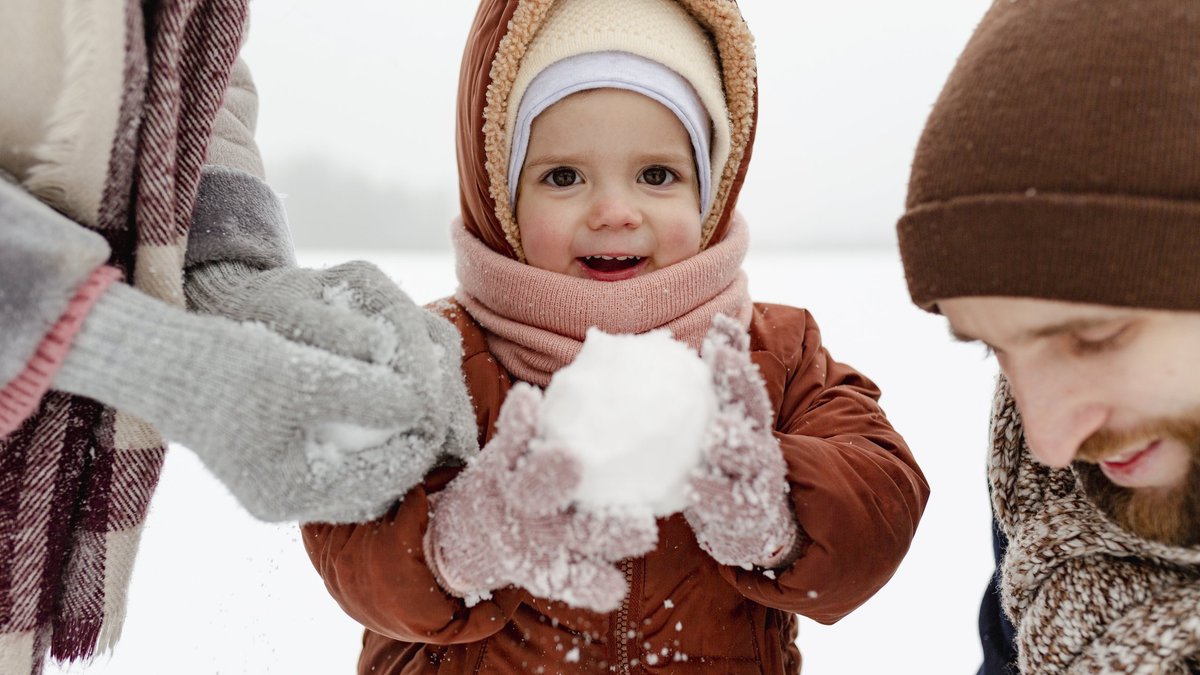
[1004,362,1109,468]
[587,189,641,230]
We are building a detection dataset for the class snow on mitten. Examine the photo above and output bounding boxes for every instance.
[685,314,801,569]
[53,283,438,523]
[193,259,477,460]
[185,166,477,465]
[424,383,659,612]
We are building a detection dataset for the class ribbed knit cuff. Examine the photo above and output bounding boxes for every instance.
[185,166,295,270]
[0,265,122,437]
[755,515,808,571]
[422,494,475,602]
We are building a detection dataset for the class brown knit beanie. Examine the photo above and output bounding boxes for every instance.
[897,0,1200,312]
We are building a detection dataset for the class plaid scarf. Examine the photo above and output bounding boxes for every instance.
[989,377,1200,674]
[0,1,246,672]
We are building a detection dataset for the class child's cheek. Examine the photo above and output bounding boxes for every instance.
[518,216,573,273]
[659,217,704,265]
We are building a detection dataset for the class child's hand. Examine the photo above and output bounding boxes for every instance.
[685,315,802,570]
[424,383,658,612]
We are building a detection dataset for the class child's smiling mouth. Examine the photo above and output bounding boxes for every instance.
[578,255,647,281]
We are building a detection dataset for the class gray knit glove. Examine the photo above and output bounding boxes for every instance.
[184,166,476,474]
[185,260,477,468]
[53,283,448,523]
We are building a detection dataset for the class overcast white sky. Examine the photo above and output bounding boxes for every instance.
[241,0,993,250]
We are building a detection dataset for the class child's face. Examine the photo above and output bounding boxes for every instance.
[515,88,703,281]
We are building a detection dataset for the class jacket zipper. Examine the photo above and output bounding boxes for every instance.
[614,559,635,673]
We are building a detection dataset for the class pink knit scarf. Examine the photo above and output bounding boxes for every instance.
[453,214,753,386]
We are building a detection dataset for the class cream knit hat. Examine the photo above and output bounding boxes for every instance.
[504,0,729,211]
[507,51,714,216]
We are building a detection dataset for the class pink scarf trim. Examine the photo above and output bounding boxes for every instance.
[453,214,753,386]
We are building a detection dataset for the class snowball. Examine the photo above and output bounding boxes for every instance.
[537,328,717,516]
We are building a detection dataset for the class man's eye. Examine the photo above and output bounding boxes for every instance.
[640,166,677,186]
[1071,325,1130,355]
[544,168,580,187]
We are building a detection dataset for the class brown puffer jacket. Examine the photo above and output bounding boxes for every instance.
[302,1,928,672]
[302,301,927,675]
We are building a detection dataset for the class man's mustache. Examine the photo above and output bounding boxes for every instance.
[1075,411,1200,463]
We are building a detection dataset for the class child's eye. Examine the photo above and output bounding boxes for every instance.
[543,168,581,187]
[639,166,678,186]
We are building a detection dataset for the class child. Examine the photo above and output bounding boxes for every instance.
[302,0,928,672]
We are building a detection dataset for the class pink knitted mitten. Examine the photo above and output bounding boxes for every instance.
[685,315,801,570]
[424,383,658,612]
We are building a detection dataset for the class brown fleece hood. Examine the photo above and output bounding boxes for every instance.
[455,0,758,260]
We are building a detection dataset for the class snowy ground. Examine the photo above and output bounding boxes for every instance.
[49,248,998,674]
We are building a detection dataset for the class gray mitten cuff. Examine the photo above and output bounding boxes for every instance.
[185,165,294,270]
[55,283,279,433]
[0,176,111,386]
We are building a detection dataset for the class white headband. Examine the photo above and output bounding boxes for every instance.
[507,51,713,217]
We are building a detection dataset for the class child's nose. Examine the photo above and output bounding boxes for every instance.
[586,191,642,230]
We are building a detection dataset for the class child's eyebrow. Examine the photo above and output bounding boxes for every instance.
[631,150,694,165]
[522,153,578,168]
[523,150,695,169]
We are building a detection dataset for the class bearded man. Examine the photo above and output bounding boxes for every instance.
[897,0,1200,672]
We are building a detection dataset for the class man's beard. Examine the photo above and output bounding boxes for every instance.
[1073,412,1200,547]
